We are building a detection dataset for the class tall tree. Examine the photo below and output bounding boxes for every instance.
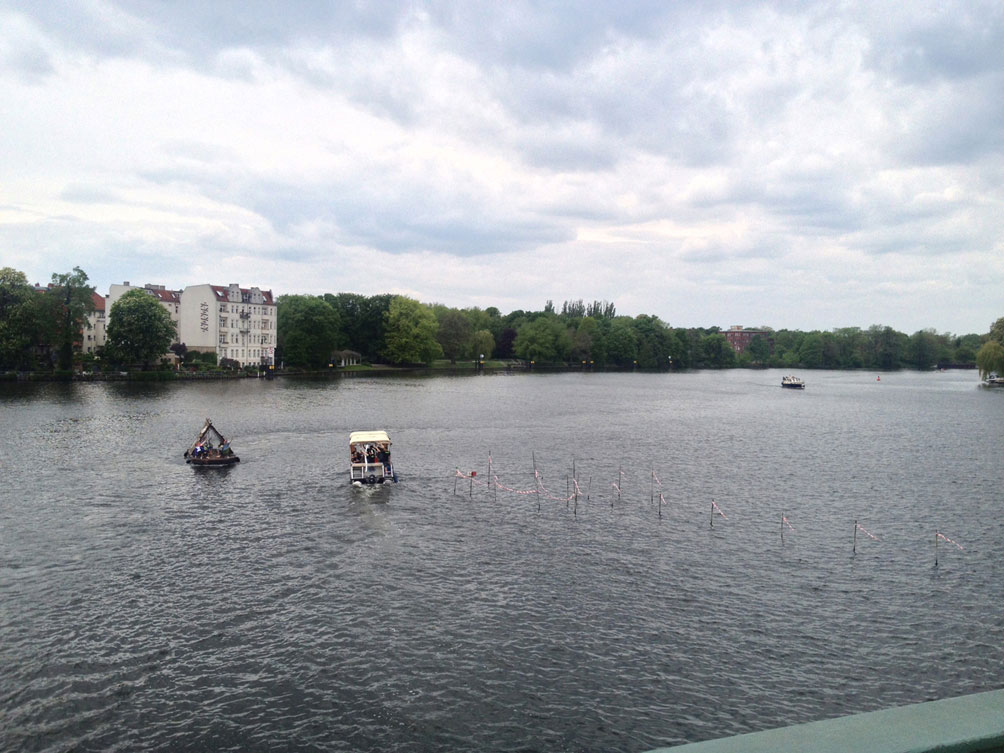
[470,329,495,361]
[495,327,518,359]
[514,316,571,363]
[748,334,770,365]
[0,267,38,370]
[106,289,176,369]
[383,296,442,365]
[605,318,639,366]
[44,267,95,370]
[436,309,472,364]
[276,295,340,368]
[700,333,736,368]
[976,340,1004,379]
[908,329,940,370]
[989,317,1004,345]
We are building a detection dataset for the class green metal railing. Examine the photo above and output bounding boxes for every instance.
[647,689,1004,753]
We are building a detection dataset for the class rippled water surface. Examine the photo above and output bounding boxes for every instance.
[2,370,1003,752]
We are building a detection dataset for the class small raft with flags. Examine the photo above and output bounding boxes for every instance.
[184,418,240,466]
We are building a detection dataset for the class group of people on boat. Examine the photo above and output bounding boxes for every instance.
[185,418,240,464]
[351,442,392,471]
[190,439,233,460]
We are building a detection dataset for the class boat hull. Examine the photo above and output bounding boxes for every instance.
[186,455,240,466]
[350,467,397,484]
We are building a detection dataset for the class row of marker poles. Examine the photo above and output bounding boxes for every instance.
[464,461,964,564]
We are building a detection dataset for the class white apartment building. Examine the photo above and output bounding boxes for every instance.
[108,282,182,333]
[178,283,277,367]
[83,292,107,354]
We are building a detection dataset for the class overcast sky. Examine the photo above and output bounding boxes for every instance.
[2,1,1001,334]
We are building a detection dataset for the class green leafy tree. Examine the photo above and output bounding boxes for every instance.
[322,292,391,361]
[605,318,639,366]
[470,329,495,361]
[0,267,39,370]
[41,267,95,370]
[908,329,941,370]
[952,333,981,365]
[797,332,824,368]
[748,334,770,365]
[989,317,1004,345]
[867,325,907,370]
[570,316,599,363]
[106,289,177,369]
[830,327,865,369]
[977,341,1004,379]
[383,296,442,365]
[514,316,571,363]
[631,314,673,368]
[700,333,736,368]
[436,309,473,364]
[496,327,518,359]
[276,295,341,369]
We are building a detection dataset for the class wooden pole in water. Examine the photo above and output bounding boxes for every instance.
[710,500,714,528]
[935,530,939,567]
[573,458,578,504]
[650,469,654,504]
[586,475,592,501]
[469,474,473,498]
[533,452,540,512]
[781,513,784,545]
[853,520,857,554]
[566,475,570,509]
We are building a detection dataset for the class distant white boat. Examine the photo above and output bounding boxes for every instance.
[984,373,1004,386]
[781,375,805,389]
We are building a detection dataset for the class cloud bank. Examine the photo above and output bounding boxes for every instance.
[2,1,1002,333]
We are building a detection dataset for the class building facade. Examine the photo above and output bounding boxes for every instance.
[724,325,774,355]
[83,292,107,354]
[108,282,182,332]
[178,283,276,367]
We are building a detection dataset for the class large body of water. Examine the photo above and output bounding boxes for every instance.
[2,369,1002,752]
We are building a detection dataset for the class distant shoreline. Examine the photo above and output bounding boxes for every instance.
[1,363,978,383]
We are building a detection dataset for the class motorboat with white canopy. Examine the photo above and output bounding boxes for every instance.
[349,430,397,484]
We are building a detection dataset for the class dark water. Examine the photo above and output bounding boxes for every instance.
[2,370,1002,752]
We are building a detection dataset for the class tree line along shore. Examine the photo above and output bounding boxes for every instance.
[3,265,1003,378]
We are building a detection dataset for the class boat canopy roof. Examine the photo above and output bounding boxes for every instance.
[349,430,391,445]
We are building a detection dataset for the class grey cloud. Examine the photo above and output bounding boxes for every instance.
[238,180,571,257]
[59,184,120,204]
[8,0,405,66]
[889,78,1004,165]
[864,2,1004,84]
[0,43,54,81]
